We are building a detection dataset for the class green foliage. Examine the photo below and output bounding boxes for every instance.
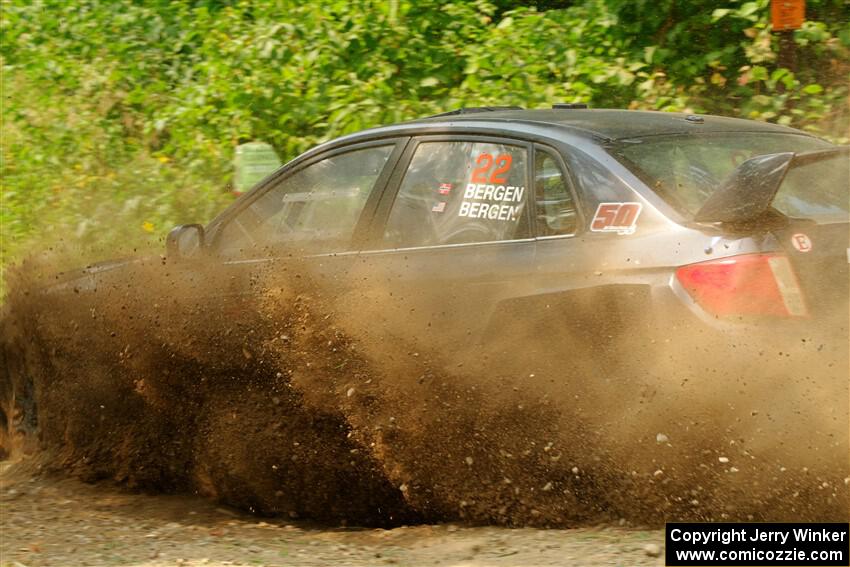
[2,0,848,282]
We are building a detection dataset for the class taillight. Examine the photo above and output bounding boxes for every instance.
[675,254,807,317]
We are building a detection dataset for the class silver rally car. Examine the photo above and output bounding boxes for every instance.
[159,107,848,350]
[32,106,844,357]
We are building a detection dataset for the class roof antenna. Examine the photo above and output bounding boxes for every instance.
[424,106,523,119]
[552,103,588,109]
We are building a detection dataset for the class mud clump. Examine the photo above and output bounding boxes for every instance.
[1,256,847,526]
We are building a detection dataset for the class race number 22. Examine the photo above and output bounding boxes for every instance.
[470,153,513,184]
[590,202,642,235]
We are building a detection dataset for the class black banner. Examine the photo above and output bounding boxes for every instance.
[666,523,849,566]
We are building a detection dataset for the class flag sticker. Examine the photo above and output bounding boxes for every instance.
[432,201,447,213]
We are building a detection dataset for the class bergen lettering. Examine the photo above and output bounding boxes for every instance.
[459,183,525,221]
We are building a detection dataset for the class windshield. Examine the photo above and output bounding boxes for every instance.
[610,133,847,221]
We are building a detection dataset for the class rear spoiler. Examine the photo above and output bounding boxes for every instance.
[694,146,849,223]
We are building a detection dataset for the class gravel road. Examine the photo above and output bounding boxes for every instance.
[0,460,665,567]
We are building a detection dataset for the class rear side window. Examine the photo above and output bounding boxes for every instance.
[534,148,578,236]
[383,141,529,248]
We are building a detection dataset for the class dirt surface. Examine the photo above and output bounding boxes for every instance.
[0,460,665,567]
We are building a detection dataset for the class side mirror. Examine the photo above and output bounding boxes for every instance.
[166,224,205,261]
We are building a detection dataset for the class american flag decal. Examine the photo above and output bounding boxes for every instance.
[431,201,447,213]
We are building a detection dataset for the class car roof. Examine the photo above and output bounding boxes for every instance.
[407,108,816,142]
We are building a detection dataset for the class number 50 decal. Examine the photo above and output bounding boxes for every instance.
[590,202,642,235]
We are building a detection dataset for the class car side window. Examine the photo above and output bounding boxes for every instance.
[217,145,394,256]
[534,148,577,237]
[383,141,529,248]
